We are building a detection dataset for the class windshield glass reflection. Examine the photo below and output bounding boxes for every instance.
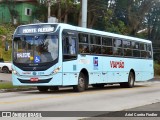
[13,35,58,63]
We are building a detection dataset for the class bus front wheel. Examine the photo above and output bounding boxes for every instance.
[73,72,86,92]
[37,86,49,92]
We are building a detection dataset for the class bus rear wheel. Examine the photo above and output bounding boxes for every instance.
[37,86,49,92]
[120,72,135,88]
[73,72,86,92]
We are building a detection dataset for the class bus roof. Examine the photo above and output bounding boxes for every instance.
[18,23,151,43]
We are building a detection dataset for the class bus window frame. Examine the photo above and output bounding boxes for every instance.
[89,34,102,55]
[78,32,90,54]
[62,29,78,61]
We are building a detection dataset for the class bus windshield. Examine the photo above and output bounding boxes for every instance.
[13,35,58,64]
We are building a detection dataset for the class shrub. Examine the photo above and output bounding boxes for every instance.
[154,62,160,76]
[0,24,15,61]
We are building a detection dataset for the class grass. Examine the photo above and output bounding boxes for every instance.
[0,82,15,89]
[0,81,35,91]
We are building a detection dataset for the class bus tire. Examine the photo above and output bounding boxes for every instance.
[73,72,86,92]
[120,72,135,88]
[92,84,104,88]
[37,86,49,92]
[127,72,135,88]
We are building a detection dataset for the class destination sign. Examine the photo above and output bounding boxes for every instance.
[22,27,54,34]
[16,24,57,34]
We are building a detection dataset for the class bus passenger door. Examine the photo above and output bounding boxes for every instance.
[62,30,78,85]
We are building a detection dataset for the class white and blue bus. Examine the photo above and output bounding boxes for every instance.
[12,23,154,92]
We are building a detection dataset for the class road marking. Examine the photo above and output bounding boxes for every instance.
[0,95,64,104]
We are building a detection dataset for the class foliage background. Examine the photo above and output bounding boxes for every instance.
[0,24,15,61]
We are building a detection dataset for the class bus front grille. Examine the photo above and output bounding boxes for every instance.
[18,78,52,83]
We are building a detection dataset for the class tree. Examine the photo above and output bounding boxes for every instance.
[112,0,156,36]
[147,2,160,41]
[32,3,48,22]
[55,0,81,24]
[146,2,160,59]
[87,0,109,29]
[35,0,80,24]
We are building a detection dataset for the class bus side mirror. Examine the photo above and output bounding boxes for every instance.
[5,41,9,51]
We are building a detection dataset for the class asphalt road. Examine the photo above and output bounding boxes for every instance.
[0,77,160,120]
[85,98,160,120]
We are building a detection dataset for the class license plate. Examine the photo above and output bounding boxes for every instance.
[30,78,39,82]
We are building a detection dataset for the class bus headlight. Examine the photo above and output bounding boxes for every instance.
[51,66,61,75]
[12,69,20,76]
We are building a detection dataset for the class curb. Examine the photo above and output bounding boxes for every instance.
[0,87,37,93]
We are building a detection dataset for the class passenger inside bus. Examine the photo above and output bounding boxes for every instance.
[35,45,53,63]
[44,35,58,60]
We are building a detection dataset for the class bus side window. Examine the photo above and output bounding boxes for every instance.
[63,36,76,55]
[123,40,132,57]
[140,43,147,58]
[79,44,89,53]
[62,30,77,61]
[69,36,76,55]
[78,33,89,54]
[132,42,140,58]
[147,44,152,59]
[63,37,70,54]
[113,39,123,56]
